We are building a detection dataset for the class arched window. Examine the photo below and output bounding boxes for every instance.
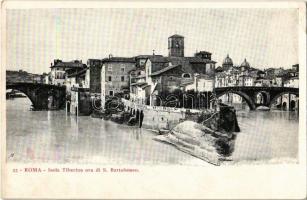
[182,73,191,78]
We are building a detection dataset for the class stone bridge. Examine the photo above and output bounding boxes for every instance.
[214,86,299,110]
[6,82,66,110]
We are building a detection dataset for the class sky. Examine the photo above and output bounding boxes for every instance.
[6,8,299,74]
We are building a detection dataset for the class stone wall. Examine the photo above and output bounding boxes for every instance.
[142,108,185,130]
[122,99,202,130]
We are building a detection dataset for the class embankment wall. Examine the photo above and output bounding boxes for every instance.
[122,99,205,130]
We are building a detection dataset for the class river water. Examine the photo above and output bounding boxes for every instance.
[6,98,298,165]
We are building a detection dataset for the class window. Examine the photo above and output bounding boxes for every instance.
[108,76,112,81]
[121,67,125,72]
[108,66,112,71]
[109,90,114,96]
[56,72,64,79]
[182,73,191,78]
[121,76,125,82]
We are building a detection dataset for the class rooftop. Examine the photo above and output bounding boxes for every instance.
[150,64,181,76]
[51,60,86,69]
[196,51,212,55]
[149,56,170,63]
[67,68,88,78]
[101,57,136,63]
[135,55,163,59]
[186,57,216,64]
[149,56,216,64]
[169,34,184,38]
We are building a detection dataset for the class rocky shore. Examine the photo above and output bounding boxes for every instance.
[94,99,240,165]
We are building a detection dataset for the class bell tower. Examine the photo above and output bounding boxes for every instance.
[168,34,184,57]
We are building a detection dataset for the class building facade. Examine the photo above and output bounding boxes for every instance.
[50,59,86,86]
[65,68,91,115]
[129,34,216,107]
[101,57,136,108]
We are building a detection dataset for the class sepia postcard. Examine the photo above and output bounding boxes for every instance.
[1,1,306,199]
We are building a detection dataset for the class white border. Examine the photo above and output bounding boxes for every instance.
[1,1,306,199]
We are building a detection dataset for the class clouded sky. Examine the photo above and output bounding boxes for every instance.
[6,8,298,74]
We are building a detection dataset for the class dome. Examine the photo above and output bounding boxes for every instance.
[240,58,250,68]
[223,54,233,65]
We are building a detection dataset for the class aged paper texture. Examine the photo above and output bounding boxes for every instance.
[1,1,306,199]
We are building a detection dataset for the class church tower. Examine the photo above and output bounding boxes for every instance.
[168,34,184,57]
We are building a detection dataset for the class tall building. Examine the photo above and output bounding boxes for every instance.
[87,59,102,97]
[168,34,184,57]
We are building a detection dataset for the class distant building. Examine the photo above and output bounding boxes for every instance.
[195,51,212,60]
[240,58,250,71]
[292,64,299,73]
[42,72,51,84]
[215,55,247,88]
[275,76,283,87]
[222,54,233,71]
[238,75,255,86]
[215,72,226,88]
[214,55,296,88]
[284,76,299,88]
[6,70,44,84]
[50,59,86,86]
[184,74,214,92]
[32,74,42,83]
[254,77,271,87]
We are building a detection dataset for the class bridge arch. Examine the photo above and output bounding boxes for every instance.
[6,88,37,108]
[214,86,299,111]
[255,90,270,105]
[269,91,299,109]
[216,90,256,110]
[6,83,66,110]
